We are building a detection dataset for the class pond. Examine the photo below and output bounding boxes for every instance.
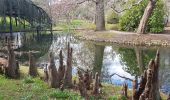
[0,32,170,94]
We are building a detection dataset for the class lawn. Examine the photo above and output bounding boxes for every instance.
[0,66,167,100]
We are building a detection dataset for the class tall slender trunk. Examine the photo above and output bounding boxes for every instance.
[137,0,156,34]
[95,0,105,31]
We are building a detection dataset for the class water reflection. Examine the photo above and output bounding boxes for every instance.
[0,32,170,94]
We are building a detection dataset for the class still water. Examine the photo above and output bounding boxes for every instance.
[0,32,170,94]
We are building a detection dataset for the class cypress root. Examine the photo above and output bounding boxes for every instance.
[132,79,138,100]
[93,72,100,95]
[6,39,17,78]
[58,50,65,86]
[15,60,20,78]
[122,83,128,98]
[139,69,153,100]
[44,65,49,82]
[48,52,59,88]
[29,51,38,77]
[167,94,170,100]
[0,58,8,74]
[64,43,73,88]
[84,69,91,90]
[78,70,88,99]
[133,50,160,100]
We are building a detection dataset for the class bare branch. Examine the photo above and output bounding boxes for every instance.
[76,0,96,5]
[109,73,133,81]
[111,0,144,13]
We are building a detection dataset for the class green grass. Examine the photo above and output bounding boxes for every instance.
[0,75,82,100]
[0,66,167,100]
[53,19,119,32]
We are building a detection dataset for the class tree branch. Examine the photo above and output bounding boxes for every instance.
[111,0,144,13]
[76,0,96,5]
[109,73,133,81]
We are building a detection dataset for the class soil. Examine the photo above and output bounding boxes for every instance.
[75,28,170,47]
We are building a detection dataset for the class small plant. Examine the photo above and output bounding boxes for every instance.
[50,91,70,99]
[23,76,34,84]
[50,90,82,99]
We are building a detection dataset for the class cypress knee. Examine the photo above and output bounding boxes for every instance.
[29,51,38,77]
[122,83,128,98]
[6,39,17,78]
[58,50,65,86]
[93,72,99,95]
[84,69,91,90]
[64,43,73,88]
[48,52,59,88]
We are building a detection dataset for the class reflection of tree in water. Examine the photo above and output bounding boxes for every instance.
[118,48,139,76]
[93,45,105,75]
[118,47,156,77]
[159,49,170,93]
[16,32,53,62]
[43,33,95,71]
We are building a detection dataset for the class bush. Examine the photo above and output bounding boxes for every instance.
[119,0,165,33]
[107,11,119,24]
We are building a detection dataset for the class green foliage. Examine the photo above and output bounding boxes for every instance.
[148,0,165,33]
[0,74,82,100]
[23,76,34,84]
[119,0,165,33]
[108,95,127,100]
[118,48,140,76]
[54,19,96,32]
[107,11,119,24]
[50,90,82,99]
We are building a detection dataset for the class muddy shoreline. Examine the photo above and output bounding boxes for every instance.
[75,30,170,47]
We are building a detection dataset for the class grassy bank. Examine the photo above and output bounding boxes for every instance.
[53,20,119,32]
[0,66,167,100]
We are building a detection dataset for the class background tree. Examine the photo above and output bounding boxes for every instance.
[119,0,165,33]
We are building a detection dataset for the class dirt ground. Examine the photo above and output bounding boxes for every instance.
[75,28,170,47]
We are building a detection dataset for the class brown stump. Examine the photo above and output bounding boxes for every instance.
[15,60,20,78]
[44,65,49,82]
[122,83,128,98]
[78,70,88,99]
[58,50,65,86]
[132,50,160,100]
[6,39,17,78]
[64,43,73,88]
[93,72,100,95]
[29,51,38,77]
[48,52,59,88]
[167,94,170,100]
[84,69,91,90]
[0,58,8,74]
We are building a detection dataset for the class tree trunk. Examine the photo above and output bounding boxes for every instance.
[152,51,160,100]
[137,0,156,34]
[95,0,105,31]
[29,51,38,77]
[6,39,17,78]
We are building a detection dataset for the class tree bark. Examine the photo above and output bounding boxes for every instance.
[137,0,156,34]
[95,0,105,31]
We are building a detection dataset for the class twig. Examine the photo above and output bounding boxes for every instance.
[109,73,133,81]
[111,0,144,13]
